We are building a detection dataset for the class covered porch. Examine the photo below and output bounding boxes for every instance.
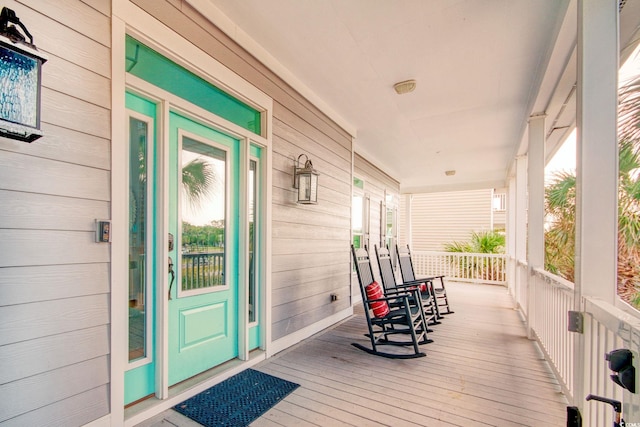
[3,1,640,426]
[142,281,568,426]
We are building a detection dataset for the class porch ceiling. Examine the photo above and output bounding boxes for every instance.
[203,0,637,193]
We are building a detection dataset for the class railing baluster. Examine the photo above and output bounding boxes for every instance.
[180,252,224,291]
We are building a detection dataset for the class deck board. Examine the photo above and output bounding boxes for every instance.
[138,282,568,427]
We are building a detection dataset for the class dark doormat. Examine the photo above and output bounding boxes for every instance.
[174,368,300,427]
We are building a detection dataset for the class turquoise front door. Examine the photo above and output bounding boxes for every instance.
[123,37,265,403]
[168,112,240,385]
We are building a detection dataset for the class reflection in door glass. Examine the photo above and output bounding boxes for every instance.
[128,116,149,362]
[181,137,226,291]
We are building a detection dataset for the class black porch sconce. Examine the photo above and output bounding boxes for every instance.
[0,7,48,142]
[293,154,319,204]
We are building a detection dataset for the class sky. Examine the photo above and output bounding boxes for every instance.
[545,42,640,182]
[545,129,576,181]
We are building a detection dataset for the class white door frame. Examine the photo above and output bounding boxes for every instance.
[111,1,273,424]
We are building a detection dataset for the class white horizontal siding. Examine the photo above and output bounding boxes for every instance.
[0,357,109,423]
[409,189,493,251]
[0,2,111,426]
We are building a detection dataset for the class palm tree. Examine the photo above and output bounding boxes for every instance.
[544,66,640,305]
[618,73,640,148]
[544,171,576,280]
[544,142,640,304]
[444,230,505,254]
[444,230,505,280]
[181,157,217,210]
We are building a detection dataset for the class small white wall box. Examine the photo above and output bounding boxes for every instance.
[96,220,111,243]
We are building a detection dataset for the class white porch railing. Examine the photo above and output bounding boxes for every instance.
[411,251,506,285]
[579,299,640,425]
[411,251,640,424]
[528,266,575,398]
[513,259,640,425]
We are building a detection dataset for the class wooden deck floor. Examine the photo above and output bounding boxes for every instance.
[139,282,568,427]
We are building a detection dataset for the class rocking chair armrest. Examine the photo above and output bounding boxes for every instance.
[395,280,430,288]
[365,294,403,304]
[416,274,445,281]
[385,288,424,305]
[367,293,413,307]
[384,287,422,299]
[384,287,413,295]
[418,274,447,289]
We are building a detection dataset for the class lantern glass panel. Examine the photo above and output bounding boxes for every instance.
[309,173,318,202]
[298,174,310,202]
[0,44,39,128]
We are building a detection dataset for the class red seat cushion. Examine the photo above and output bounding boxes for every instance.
[365,281,390,318]
[409,283,427,292]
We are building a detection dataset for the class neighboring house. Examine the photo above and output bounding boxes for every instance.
[398,189,506,251]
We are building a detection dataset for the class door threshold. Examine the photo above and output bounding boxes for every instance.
[124,350,266,427]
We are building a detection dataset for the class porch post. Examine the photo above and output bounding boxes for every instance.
[527,115,546,269]
[527,114,546,340]
[507,176,517,304]
[573,0,619,408]
[404,194,413,248]
[515,155,528,315]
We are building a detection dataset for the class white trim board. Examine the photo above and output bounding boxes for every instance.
[111,0,274,422]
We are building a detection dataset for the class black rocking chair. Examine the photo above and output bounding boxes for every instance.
[396,244,454,316]
[351,245,429,359]
[374,245,440,326]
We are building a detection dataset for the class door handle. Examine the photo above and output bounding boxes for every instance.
[168,256,175,300]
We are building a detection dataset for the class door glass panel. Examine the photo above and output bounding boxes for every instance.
[249,159,257,323]
[128,116,150,363]
[352,194,363,248]
[181,136,226,292]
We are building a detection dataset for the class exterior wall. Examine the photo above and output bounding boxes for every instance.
[400,189,493,251]
[493,207,507,229]
[353,153,400,288]
[0,1,111,426]
[131,0,353,342]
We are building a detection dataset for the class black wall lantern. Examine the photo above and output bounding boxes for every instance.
[293,154,319,204]
[0,7,47,142]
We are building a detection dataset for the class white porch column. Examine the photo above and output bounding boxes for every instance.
[573,0,619,408]
[527,114,546,339]
[527,115,546,269]
[515,155,528,314]
[506,175,517,302]
[404,194,413,248]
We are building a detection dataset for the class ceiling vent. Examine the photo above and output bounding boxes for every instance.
[393,79,416,95]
